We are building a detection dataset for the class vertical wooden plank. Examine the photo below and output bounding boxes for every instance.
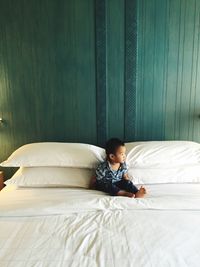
[173,0,186,139]
[70,0,97,143]
[151,0,168,140]
[164,0,181,139]
[178,0,196,140]
[162,0,170,140]
[124,0,137,142]
[192,0,200,141]
[107,0,124,141]
[95,0,107,147]
[137,0,168,140]
[188,0,199,140]
[141,0,155,140]
[135,0,145,140]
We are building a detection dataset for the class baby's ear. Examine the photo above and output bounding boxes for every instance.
[109,154,115,160]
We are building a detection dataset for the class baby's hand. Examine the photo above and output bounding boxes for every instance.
[123,173,130,180]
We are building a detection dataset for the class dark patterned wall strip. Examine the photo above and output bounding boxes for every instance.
[124,0,137,142]
[95,0,107,147]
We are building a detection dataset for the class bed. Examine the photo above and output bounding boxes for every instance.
[1,141,200,267]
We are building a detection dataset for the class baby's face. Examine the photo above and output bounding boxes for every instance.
[112,145,126,164]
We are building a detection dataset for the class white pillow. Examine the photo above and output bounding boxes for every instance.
[4,167,94,188]
[126,141,200,168]
[128,165,200,185]
[1,142,105,168]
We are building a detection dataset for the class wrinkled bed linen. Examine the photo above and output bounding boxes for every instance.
[0,184,200,267]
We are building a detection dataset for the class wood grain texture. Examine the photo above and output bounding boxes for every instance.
[107,0,125,141]
[124,0,137,142]
[0,0,200,180]
[0,2,96,146]
[95,0,107,147]
[136,0,200,142]
[0,0,97,178]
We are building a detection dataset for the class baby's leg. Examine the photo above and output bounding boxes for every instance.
[117,180,146,198]
[118,180,139,194]
[116,190,135,198]
[95,182,120,196]
[96,182,134,197]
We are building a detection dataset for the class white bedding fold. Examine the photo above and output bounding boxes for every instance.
[1,183,200,217]
[1,184,200,266]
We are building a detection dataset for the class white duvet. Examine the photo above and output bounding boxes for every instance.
[1,184,200,267]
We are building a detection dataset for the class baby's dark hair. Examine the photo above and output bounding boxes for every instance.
[105,138,125,156]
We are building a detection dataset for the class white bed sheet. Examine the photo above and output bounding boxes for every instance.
[0,184,200,267]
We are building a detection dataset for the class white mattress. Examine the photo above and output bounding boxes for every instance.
[1,184,200,267]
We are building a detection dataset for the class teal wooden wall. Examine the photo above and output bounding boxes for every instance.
[136,0,200,141]
[0,0,200,179]
[0,0,97,169]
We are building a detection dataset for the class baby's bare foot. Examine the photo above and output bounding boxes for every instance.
[135,186,146,198]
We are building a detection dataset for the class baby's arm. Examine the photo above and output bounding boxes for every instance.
[122,162,130,181]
